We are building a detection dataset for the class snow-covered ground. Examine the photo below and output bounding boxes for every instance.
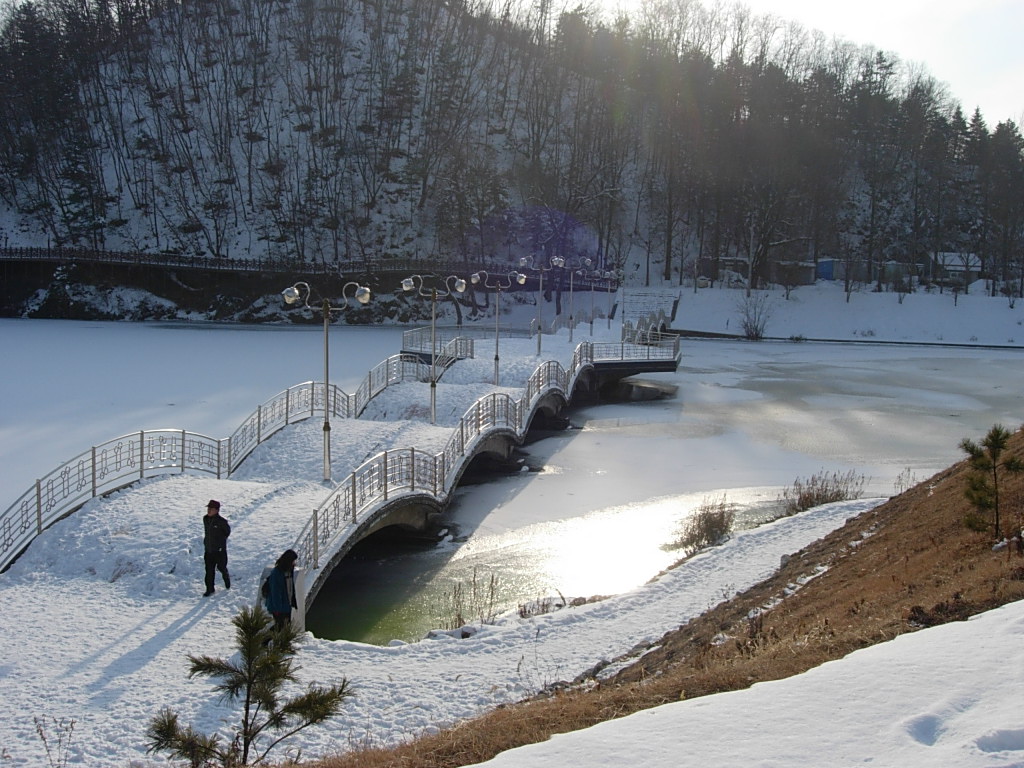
[2,282,1023,767]
[670,279,1024,346]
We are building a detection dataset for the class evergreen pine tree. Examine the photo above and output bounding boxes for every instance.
[146,605,351,767]
[959,424,1024,540]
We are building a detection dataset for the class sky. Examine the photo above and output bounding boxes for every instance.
[1,283,1024,767]
[736,0,1024,124]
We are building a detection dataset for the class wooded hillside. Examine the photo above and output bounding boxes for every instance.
[1,0,1021,292]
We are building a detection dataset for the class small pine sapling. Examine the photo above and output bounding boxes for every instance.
[147,605,351,767]
[959,424,1024,540]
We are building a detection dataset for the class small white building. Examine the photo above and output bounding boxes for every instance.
[931,252,981,285]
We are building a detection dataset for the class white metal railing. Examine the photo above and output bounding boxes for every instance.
[400,327,476,376]
[352,354,430,416]
[293,389,527,584]
[226,380,338,474]
[293,332,681,597]
[1,429,225,573]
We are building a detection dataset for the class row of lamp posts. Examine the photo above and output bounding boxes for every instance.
[281,265,618,480]
[519,256,618,345]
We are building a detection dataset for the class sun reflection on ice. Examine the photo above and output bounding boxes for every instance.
[448,491,779,599]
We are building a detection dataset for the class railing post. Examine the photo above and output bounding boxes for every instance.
[181,430,186,473]
[285,387,291,425]
[35,480,42,534]
[218,439,224,479]
[410,447,416,492]
[139,430,145,480]
[257,405,263,443]
[91,446,97,498]
[350,474,356,522]
[382,452,388,501]
[310,381,316,417]
[312,510,319,569]
[460,420,465,456]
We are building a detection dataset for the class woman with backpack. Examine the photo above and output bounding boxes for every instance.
[264,549,299,630]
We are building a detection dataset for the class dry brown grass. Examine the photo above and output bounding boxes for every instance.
[311,429,1024,768]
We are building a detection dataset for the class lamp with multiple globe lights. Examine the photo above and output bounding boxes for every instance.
[470,270,527,385]
[401,274,467,424]
[518,256,557,356]
[549,256,592,342]
[281,280,371,483]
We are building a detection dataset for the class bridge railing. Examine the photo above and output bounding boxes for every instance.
[294,388,528,577]
[352,354,430,416]
[592,339,679,362]
[400,328,476,369]
[294,332,683,592]
[1,429,224,572]
[226,381,343,473]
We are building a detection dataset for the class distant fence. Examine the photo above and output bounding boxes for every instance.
[0,246,502,278]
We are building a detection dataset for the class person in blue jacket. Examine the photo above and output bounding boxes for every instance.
[265,548,299,630]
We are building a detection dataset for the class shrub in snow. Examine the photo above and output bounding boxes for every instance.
[146,605,352,767]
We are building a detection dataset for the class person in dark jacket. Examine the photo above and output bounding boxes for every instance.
[202,499,231,596]
[265,548,299,630]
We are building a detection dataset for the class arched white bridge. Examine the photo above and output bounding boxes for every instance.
[290,333,681,624]
[1,326,679,622]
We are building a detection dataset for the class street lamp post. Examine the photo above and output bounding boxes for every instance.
[281,280,372,483]
[602,272,610,329]
[606,270,617,330]
[519,256,556,356]
[471,270,526,385]
[401,274,467,424]
[550,256,592,343]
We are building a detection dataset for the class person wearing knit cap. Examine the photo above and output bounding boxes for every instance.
[202,499,231,597]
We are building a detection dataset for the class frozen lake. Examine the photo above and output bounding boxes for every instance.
[308,338,1024,642]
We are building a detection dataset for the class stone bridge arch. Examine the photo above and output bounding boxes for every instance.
[303,426,524,605]
[305,492,444,606]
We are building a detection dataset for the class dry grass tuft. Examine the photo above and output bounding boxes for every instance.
[310,430,1024,768]
[668,494,736,551]
[779,469,865,515]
